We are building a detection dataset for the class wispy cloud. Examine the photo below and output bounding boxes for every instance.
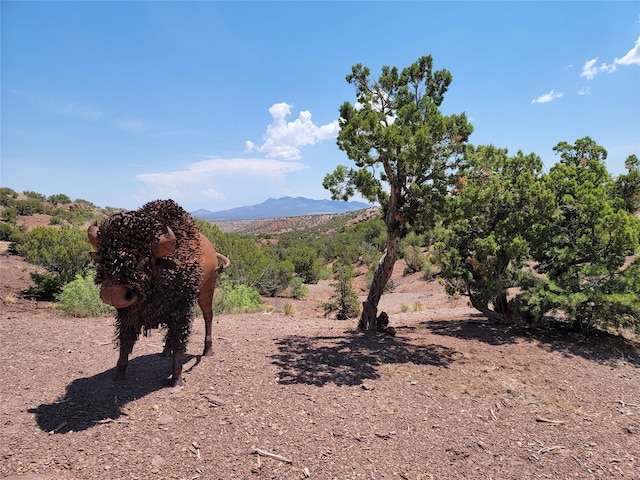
[137,158,308,184]
[531,90,563,104]
[578,86,591,96]
[112,117,148,134]
[11,90,104,120]
[136,157,309,206]
[580,57,617,80]
[246,102,339,160]
[52,100,104,120]
[614,35,640,66]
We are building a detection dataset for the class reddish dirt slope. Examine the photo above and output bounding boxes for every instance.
[1,245,639,479]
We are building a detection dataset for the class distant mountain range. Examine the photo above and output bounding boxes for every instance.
[192,196,373,220]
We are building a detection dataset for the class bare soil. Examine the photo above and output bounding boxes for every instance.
[1,245,639,480]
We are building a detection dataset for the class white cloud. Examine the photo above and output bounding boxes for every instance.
[579,37,640,81]
[578,86,591,96]
[136,157,310,209]
[246,102,339,160]
[580,57,617,80]
[531,90,564,104]
[137,157,308,185]
[614,35,640,66]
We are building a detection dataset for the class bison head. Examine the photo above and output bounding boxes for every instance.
[88,212,178,309]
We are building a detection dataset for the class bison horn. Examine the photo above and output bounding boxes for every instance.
[87,221,100,250]
[152,226,177,258]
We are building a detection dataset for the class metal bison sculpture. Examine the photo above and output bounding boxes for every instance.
[88,199,230,387]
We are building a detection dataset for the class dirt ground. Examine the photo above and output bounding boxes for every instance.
[1,244,639,480]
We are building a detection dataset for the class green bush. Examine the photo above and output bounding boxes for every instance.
[323,262,361,320]
[1,207,18,224]
[47,193,72,205]
[23,272,64,300]
[0,188,18,207]
[0,222,16,241]
[14,225,92,284]
[290,276,309,299]
[57,273,115,317]
[213,281,262,314]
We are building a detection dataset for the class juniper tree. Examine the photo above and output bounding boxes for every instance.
[324,55,473,330]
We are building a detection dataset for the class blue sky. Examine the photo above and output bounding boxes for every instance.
[2,1,639,212]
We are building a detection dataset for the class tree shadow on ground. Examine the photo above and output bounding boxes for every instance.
[28,353,201,434]
[421,318,640,367]
[272,330,458,387]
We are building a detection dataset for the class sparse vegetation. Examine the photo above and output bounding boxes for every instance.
[323,262,361,320]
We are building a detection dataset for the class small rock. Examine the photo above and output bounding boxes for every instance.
[158,414,174,425]
[152,454,165,467]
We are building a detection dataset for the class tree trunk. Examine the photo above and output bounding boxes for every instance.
[466,284,525,327]
[359,231,399,331]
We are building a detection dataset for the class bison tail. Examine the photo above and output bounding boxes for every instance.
[216,252,231,271]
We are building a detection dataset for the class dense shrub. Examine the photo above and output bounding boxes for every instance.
[23,272,64,300]
[289,276,309,299]
[0,222,16,241]
[0,188,18,207]
[15,225,92,283]
[47,194,72,205]
[213,280,262,314]
[57,273,114,317]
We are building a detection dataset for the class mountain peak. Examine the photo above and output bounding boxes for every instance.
[193,197,372,220]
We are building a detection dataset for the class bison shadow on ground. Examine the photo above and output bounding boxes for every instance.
[272,331,458,387]
[422,318,640,367]
[28,352,202,434]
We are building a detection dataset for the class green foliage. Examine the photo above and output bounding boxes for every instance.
[324,54,474,328]
[256,260,295,297]
[0,188,18,207]
[323,262,361,320]
[213,280,262,314]
[277,242,322,283]
[23,191,46,201]
[23,272,65,300]
[324,54,473,235]
[2,207,18,224]
[14,199,50,216]
[521,137,640,332]
[289,276,309,299]
[14,225,93,286]
[434,145,552,323]
[57,273,115,317]
[613,154,640,214]
[195,218,280,293]
[435,137,640,332]
[0,222,17,241]
[402,244,429,275]
[47,193,72,205]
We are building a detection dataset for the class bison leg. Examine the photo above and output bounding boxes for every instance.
[161,336,172,357]
[198,276,217,357]
[115,325,136,381]
[170,349,185,387]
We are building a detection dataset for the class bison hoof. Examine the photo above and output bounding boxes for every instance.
[113,370,126,382]
[166,375,184,388]
[203,348,214,357]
